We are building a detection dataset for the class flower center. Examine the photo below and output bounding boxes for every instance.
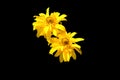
[46,17,55,24]
[62,38,69,45]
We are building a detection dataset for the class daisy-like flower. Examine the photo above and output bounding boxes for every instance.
[49,31,84,63]
[32,7,67,39]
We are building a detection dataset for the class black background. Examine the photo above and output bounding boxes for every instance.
[31,0,101,65]
[2,0,118,77]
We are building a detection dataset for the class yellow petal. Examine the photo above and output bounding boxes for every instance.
[34,16,45,22]
[74,48,82,55]
[63,51,70,62]
[72,44,81,49]
[60,46,64,51]
[44,26,49,33]
[51,12,60,17]
[56,29,67,38]
[32,22,36,30]
[55,24,66,31]
[54,12,60,17]
[59,54,63,63]
[36,31,42,38]
[71,50,76,60]
[66,52,70,62]
[32,22,43,28]
[68,32,71,35]
[54,50,61,57]
[44,30,51,40]
[53,29,57,36]
[33,26,36,30]
[63,52,67,61]
[49,37,58,44]
[72,38,84,42]
[58,14,67,21]
[32,22,38,29]
[50,42,58,48]
[71,32,77,37]
[36,27,44,37]
[46,7,49,17]
[49,47,57,55]
[39,13,46,16]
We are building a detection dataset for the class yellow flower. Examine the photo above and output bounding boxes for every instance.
[32,7,67,39]
[49,31,84,63]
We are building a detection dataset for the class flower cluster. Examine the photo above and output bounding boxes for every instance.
[32,7,84,63]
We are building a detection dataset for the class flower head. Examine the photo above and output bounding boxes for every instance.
[49,31,84,63]
[32,7,67,39]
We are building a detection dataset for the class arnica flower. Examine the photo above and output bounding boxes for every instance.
[32,7,67,39]
[49,31,84,63]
